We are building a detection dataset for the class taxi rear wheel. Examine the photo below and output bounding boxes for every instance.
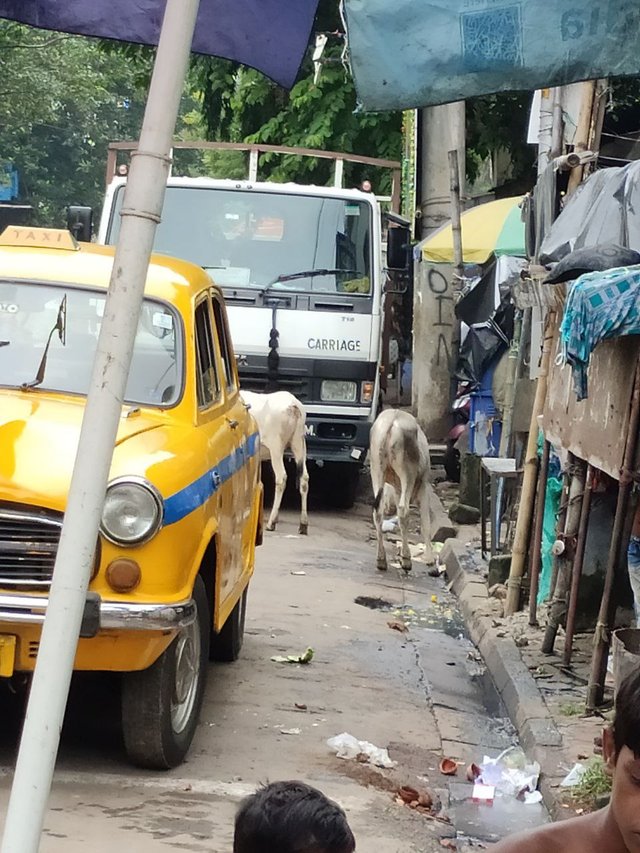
[121,575,210,769]
[210,587,247,662]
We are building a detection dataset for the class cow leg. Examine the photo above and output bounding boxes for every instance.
[418,479,435,565]
[266,448,287,531]
[397,476,413,572]
[371,466,387,571]
[290,431,309,535]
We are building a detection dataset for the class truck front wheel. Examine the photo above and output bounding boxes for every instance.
[325,463,360,509]
[121,575,209,769]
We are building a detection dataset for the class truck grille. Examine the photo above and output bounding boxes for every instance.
[239,367,311,400]
[0,506,62,589]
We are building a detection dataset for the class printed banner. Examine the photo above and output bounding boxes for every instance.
[343,0,640,110]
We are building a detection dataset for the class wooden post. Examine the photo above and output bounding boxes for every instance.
[528,438,551,626]
[587,359,640,709]
[505,310,556,614]
[448,149,464,286]
[563,464,595,666]
[541,455,586,654]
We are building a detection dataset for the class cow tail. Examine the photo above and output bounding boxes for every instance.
[373,487,384,511]
[296,460,304,490]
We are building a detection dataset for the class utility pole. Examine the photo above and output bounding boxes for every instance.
[413,101,465,439]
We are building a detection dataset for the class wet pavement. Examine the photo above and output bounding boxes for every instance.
[0,497,549,850]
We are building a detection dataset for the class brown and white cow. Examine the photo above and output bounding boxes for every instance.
[370,408,433,571]
[241,390,309,535]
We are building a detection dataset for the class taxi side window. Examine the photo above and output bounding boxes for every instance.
[195,298,221,407]
[211,295,236,392]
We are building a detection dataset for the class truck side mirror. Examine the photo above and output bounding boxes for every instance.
[67,206,93,243]
[387,225,410,271]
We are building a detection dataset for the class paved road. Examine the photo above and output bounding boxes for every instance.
[0,499,546,851]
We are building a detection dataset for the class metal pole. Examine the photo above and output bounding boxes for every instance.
[447,149,464,287]
[542,455,586,655]
[587,359,640,710]
[563,464,595,667]
[528,439,551,626]
[0,2,201,850]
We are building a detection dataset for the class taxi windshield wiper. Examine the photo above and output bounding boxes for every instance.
[268,268,357,286]
[21,294,67,391]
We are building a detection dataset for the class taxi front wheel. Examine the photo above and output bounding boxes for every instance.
[121,575,210,769]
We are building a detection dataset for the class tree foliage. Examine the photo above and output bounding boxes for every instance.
[0,21,152,224]
[191,0,403,194]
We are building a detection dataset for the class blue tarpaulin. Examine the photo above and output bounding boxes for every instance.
[343,0,640,111]
[0,0,319,88]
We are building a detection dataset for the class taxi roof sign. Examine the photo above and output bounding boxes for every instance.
[0,226,79,251]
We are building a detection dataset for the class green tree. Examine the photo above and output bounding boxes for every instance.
[0,21,152,224]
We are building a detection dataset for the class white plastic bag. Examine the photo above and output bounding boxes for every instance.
[327,733,395,768]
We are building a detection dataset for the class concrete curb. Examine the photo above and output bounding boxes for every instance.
[441,540,569,818]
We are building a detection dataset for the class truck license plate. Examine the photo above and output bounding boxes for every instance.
[0,635,16,677]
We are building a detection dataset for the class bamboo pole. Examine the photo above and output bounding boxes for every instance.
[542,455,586,654]
[498,311,523,458]
[586,359,640,710]
[567,81,597,196]
[528,439,551,626]
[563,464,595,667]
[505,310,556,614]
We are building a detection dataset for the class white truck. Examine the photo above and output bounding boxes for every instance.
[78,144,411,507]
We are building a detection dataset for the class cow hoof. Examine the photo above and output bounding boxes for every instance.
[377,559,388,571]
[401,558,412,572]
[266,522,276,532]
[299,523,308,535]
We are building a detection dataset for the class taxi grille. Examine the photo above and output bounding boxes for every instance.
[0,505,62,589]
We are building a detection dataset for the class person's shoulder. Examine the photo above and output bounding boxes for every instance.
[490,812,603,853]
[490,824,565,852]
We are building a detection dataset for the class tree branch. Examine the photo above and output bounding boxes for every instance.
[4,34,74,50]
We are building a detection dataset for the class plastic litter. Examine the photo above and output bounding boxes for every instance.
[382,517,399,533]
[523,790,543,805]
[271,647,314,665]
[327,732,396,768]
[560,763,588,787]
[477,746,540,798]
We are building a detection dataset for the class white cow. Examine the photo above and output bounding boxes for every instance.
[241,390,309,535]
[370,408,433,571]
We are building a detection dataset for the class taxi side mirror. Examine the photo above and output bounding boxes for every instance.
[67,206,93,243]
[387,225,410,271]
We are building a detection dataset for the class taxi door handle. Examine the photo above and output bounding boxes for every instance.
[227,418,239,430]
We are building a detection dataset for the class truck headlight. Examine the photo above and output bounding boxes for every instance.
[100,477,163,546]
[320,380,357,403]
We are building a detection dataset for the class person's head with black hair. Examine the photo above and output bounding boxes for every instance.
[233,780,356,853]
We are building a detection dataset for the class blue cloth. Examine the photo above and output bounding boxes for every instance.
[628,535,640,628]
[343,0,640,111]
[0,0,319,88]
[560,266,640,400]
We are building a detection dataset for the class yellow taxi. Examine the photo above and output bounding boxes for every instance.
[0,226,263,769]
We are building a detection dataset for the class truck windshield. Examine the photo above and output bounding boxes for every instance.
[0,281,182,406]
[108,186,373,296]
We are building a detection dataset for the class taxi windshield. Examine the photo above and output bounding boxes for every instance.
[0,281,182,406]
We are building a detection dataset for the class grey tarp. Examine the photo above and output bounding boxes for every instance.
[540,161,640,263]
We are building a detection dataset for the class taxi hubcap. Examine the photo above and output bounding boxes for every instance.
[171,618,201,734]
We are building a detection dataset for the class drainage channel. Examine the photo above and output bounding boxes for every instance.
[355,591,550,848]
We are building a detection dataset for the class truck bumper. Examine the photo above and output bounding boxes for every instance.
[305,416,372,464]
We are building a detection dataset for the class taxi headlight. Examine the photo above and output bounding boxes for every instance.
[100,478,163,546]
[320,379,357,403]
